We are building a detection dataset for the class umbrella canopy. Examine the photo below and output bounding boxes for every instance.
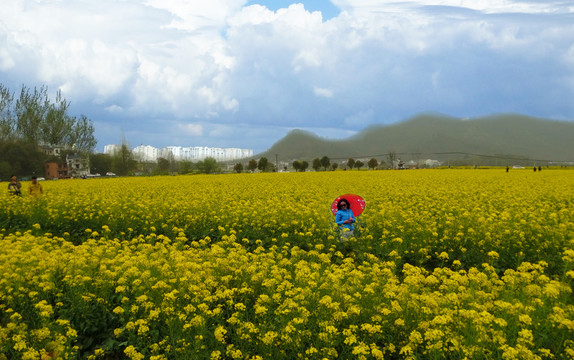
[331,194,366,216]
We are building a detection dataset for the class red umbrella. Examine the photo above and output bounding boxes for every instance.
[331,194,366,216]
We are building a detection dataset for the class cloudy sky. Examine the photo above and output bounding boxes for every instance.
[1,0,573,153]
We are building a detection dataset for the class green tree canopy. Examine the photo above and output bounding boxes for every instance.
[292,160,302,172]
[312,158,321,171]
[347,158,355,170]
[0,140,45,179]
[257,157,269,172]
[89,153,112,175]
[157,157,170,174]
[111,143,136,176]
[247,159,258,172]
[320,156,330,171]
[0,83,97,153]
[197,157,219,174]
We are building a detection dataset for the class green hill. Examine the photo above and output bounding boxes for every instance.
[257,113,574,165]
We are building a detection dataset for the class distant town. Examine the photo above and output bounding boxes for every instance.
[103,144,254,162]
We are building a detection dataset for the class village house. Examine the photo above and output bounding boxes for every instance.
[66,154,90,178]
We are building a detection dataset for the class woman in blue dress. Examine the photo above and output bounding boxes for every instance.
[335,198,355,238]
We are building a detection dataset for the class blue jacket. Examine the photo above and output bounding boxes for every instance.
[335,209,355,230]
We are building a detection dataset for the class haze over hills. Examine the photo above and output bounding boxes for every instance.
[257,113,574,165]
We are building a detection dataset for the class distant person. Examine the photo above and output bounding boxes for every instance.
[533,166,537,172]
[8,175,22,196]
[506,166,509,173]
[538,166,542,172]
[335,198,355,238]
[28,176,44,197]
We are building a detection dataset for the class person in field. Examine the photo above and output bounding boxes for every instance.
[335,198,355,238]
[28,176,44,198]
[8,175,22,196]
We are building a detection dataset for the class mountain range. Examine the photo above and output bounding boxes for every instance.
[257,113,574,165]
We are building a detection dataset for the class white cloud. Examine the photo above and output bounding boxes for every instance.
[331,0,571,14]
[179,123,204,136]
[314,87,334,98]
[105,105,124,114]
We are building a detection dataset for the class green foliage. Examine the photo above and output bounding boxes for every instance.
[257,157,269,172]
[197,157,219,174]
[0,83,97,177]
[111,143,136,176]
[312,158,321,171]
[292,160,301,172]
[368,158,378,170]
[89,153,112,175]
[0,140,46,179]
[156,157,170,174]
[179,160,194,175]
[247,159,257,172]
[233,163,243,173]
[0,83,97,152]
[347,158,355,170]
[320,156,330,171]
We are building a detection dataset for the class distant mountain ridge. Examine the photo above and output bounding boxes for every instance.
[257,113,574,163]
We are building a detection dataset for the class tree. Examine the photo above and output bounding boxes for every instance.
[89,153,112,175]
[40,90,74,147]
[179,160,193,174]
[247,159,258,172]
[292,160,302,172]
[312,158,321,171]
[0,84,15,142]
[197,157,219,174]
[1,83,97,152]
[257,157,269,172]
[331,163,338,171]
[0,140,45,178]
[68,115,97,154]
[233,163,243,173]
[368,158,379,170]
[347,158,355,170]
[15,85,49,144]
[320,156,330,171]
[355,160,364,171]
[157,157,170,174]
[300,161,309,172]
[112,142,136,176]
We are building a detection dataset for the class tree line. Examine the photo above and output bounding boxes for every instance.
[0,83,97,178]
[231,156,389,173]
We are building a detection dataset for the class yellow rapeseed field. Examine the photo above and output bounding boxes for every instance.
[1,169,573,359]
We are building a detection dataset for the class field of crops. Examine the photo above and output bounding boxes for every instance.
[1,169,573,359]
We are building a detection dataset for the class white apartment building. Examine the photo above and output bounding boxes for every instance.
[104,144,121,155]
[133,145,160,162]
[104,144,253,162]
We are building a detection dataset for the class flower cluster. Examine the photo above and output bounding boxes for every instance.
[0,169,573,358]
